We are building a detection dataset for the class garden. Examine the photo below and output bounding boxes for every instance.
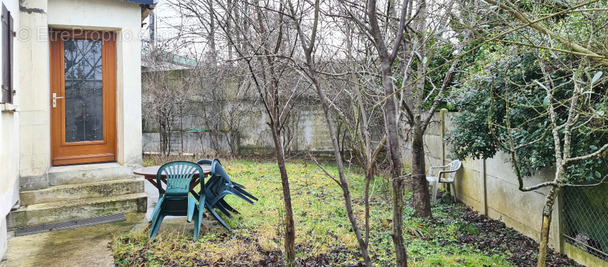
[111,157,580,266]
[135,0,608,266]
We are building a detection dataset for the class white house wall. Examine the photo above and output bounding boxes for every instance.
[18,0,143,190]
[47,0,143,167]
[2,0,144,261]
[18,0,49,189]
[0,0,20,260]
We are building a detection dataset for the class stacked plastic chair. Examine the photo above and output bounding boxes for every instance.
[149,161,206,240]
[197,159,258,230]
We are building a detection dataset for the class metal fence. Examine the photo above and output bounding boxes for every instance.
[563,183,608,261]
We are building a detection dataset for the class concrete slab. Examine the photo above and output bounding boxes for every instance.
[20,178,145,206]
[8,193,147,229]
[0,214,143,267]
[0,178,224,267]
[0,210,222,267]
[48,163,135,186]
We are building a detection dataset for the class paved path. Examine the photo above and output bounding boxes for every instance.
[1,179,221,267]
[0,217,141,267]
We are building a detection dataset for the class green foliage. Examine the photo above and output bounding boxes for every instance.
[449,48,550,173]
[448,41,608,181]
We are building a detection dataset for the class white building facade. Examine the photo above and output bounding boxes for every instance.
[1,0,153,259]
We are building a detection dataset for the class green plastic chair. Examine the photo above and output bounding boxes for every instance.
[196,159,258,231]
[148,161,206,240]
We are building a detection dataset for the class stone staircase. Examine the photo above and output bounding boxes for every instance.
[7,163,148,230]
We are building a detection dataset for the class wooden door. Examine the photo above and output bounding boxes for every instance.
[50,30,116,165]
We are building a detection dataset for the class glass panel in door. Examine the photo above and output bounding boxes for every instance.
[64,39,103,142]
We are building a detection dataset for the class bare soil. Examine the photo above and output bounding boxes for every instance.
[256,200,583,266]
[454,206,581,267]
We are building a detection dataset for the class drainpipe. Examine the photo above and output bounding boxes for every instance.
[149,10,155,49]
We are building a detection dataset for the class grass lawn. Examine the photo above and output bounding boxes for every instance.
[110,156,526,266]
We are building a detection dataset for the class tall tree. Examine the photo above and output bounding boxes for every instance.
[170,0,301,262]
[338,1,465,264]
[398,0,463,219]
[285,0,383,265]
[363,0,410,263]
[212,1,301,264]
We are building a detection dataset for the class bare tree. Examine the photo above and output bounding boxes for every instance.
[335,1,467,265]
[210,1,304,264]
[285,0,386,265]
[336,1,411,264]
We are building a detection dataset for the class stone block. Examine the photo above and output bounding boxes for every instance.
[19,174,49,191]
[20,178,144,206]
[7,193,148,229]
[48,163,134,186]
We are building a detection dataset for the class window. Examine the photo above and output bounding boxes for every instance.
[1,3,13,104]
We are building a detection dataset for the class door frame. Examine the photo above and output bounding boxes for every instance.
[50,29,117,166]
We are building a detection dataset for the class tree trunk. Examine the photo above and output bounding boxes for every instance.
[305,58,372,266]
[364,173,372,246]
[537,185,559,267]
[318,100,373,265]
[381,62,408,266]
[270,124,296,265]
[411,123,432,217]
[391,174,408,267]
[206,0,217,65]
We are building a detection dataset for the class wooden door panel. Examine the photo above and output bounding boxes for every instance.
[50,30,116,166]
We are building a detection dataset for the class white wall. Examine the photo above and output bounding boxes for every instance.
[18,0,49,189]
[2,0,143,260]
[47,0,143,167]
[0,0,20,260]
[18,0,143,189]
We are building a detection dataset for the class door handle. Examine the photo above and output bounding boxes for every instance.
[52,93,64,108]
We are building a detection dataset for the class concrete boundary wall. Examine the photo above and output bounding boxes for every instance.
[402,111,571,259]
[141,102,335,156]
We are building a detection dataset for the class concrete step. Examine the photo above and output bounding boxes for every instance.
[7,193,148,229]
[47,163,135,186]
[19,178,145,206]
